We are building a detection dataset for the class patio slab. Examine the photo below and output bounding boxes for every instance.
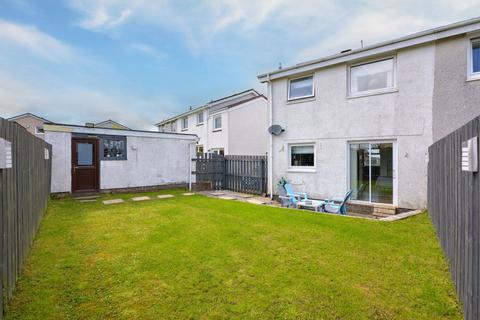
[131,196,151,202]
[103,199,124,205]
[157,194,174,199]
[218,196,237,200]
[182,193,195,196]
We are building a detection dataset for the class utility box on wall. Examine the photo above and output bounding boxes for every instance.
[0,137,13,169]
[461,136,478,172]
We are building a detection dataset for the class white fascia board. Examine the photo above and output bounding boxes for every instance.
[258,20,480,82]
[44,124,198,141]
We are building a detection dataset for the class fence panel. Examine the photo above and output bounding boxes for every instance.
[0,118,52,319]
[428,115,480,320]
[194,154,267,195]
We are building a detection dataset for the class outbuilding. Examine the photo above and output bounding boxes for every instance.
[44,123,197,194]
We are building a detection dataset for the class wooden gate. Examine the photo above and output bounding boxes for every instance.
[194,154,267,195]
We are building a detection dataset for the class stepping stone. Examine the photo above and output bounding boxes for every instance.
[132,196,151,202]
[219,196,237,200]
[211,191,226,196]
[103,199,124,205]
[78,199,97,203]
[247,199,267,205]
[182,193,195,196]
[157,194,174,199]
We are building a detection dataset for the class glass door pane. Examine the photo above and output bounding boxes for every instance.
[370,143,393,204]
[77,143,93,166]
[349,143,370,201]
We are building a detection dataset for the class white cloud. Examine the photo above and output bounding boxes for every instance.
[129,43,168,60]
[0,19,75,62]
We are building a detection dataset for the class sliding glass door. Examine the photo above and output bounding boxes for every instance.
[349,142,394,204]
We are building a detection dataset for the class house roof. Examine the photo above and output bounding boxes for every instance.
[258,16,480,82]
[155,89,265,126]
[95,119,131,130]
[7,112,52,123]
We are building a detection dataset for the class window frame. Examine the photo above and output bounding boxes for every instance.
[210,148,224,156]
[100,135,127,161]
[35,126,45,134]
[196,145,204,156]
[213,115,222,131]
[197,112,204,125]
[347,56,397,97]
[468,37,480,80]
[181,117,188,131]
[287,75,315,101]
[288,143,316,172]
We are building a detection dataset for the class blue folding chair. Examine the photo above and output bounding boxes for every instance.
[283,183,308,201]
[323,190,352,215]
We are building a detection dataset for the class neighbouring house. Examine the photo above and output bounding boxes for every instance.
[258,17,480,212]
[156,89,268,156]
[43,122,197,194]
[7,113,52,139]
[95,119,131,130]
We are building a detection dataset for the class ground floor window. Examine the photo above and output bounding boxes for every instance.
[101,136,127,160]
[196,145,204,156]
[349,142,394,204]
[289,144,315,168]
[210,148,224,156]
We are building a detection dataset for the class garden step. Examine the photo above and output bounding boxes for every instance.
[157,194,174,199]
[103,199,124,205]
[182,193,195,196]
[132,196,151,201]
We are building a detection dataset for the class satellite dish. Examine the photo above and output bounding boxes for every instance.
[268,125,285,135]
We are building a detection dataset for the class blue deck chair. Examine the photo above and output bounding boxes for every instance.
[323,190,352,215]
[283,183,308,201]
[278,195,299,208]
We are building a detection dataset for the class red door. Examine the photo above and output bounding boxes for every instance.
[72,138,99,193]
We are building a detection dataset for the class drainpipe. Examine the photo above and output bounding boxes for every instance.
[188,139,197,191]
[267,75,274,199]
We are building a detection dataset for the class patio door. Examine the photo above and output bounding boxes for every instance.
[349,142,395,204]
[72,137,99,193]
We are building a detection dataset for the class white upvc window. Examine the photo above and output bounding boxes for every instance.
[171,122,177,132]
[288,75,314,100]
[213,115,222,131]
[197,112,204,125]
[181,117,188,131]
[468,37,480,80]
[288,143,315,171]
[349,57,395,96]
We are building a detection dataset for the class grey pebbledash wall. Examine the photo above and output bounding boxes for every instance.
[432,35,480,143]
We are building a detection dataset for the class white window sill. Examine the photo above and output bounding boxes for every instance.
[286,96,316,105]
[212,128,222,132]
[347,88,398,99]
[466,75,480,82]
[287,167,316,173]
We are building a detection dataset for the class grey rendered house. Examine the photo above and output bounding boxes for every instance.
[258,17,480,211]
[156,89,268,156]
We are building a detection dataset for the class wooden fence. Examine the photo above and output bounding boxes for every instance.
[428,115,479,320]
[0,118,52,319]
[194,154,267,195]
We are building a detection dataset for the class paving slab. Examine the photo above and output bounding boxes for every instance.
[182,192,195,196]
[380,210,423,221]
[157,194,174,199]
[210,191,226,196]
[218,196,237,200]
[247,199,267,205]
[103,199,124,205]
[78,199,97,203]
[131,196,151,202]
[239,194,254,198]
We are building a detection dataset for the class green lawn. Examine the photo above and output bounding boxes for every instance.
[6,190,461,319]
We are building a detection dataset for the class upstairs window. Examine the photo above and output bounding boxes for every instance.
[101,136,127,160]
[197,112,204,125]
[213,115,222,131]
[288,75,314,100]
[349,58,395,95]
[181,117,188,131]
[470,38,480,77]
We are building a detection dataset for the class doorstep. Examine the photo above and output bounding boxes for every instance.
[347,201,400,216]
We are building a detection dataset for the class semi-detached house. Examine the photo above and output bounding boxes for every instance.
[156,89,268,156]
[258,17,480,211]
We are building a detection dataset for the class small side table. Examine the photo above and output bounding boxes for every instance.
[297,200,325,212]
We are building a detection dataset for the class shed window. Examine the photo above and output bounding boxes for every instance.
[290,145,315,167]
[288,76,314,100]
[101,136,127,160]
[349,58,394,95]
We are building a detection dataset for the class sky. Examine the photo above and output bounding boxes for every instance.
[0,0,479,130]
